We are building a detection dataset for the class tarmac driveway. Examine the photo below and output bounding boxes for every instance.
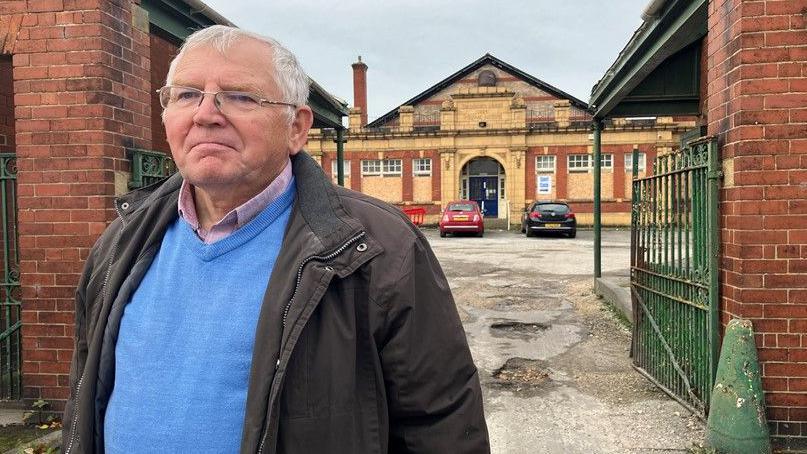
[425,228,706,454]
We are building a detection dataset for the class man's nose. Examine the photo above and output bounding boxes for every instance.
[193,92,226,124]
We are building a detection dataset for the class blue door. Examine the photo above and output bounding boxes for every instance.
[469,176,498,217]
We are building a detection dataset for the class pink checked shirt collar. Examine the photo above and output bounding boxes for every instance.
[178,158,293,244]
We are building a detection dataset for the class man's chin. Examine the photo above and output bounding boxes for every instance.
[182,172,239,190]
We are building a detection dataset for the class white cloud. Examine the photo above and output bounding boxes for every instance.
[199,0,647,121]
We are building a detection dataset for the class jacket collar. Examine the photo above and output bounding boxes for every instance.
[114,151,365,252]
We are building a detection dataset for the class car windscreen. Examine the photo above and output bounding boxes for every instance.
[534,203,569,213]
[447,203,476,212]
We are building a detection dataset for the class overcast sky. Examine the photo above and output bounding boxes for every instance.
[199,0,649,122]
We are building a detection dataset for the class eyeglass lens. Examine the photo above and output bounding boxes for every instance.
[159,87,264,114]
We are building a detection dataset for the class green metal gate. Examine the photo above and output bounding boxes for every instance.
[0,153,20,401]
[630,138,720,417]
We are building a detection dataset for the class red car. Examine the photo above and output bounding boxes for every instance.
[439,200,484,237]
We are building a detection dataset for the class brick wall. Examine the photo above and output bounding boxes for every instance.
[149,30,179,154]
[2,0,152,410]
[0,56,13,154]
[707,0,807,444]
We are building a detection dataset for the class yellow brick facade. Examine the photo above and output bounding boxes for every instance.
[308,57,695,226]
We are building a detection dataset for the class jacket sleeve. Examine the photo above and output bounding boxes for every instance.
[61,245,96,448]
[378,235,490,453]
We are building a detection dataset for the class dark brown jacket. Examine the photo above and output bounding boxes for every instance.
[62,152,490,453]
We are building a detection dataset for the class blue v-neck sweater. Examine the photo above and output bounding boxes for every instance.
[104,181,295,453]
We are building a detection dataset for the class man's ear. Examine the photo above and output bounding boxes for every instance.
[288,105,314,155]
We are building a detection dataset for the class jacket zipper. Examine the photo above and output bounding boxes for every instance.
[257,231,367,454]
[64,203,127,454]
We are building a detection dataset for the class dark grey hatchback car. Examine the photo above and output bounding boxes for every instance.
[521,201,577,238]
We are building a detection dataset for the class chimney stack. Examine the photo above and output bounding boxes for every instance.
[352,56,368,127]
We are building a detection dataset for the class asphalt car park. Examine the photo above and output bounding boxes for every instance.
[424,227,706,453]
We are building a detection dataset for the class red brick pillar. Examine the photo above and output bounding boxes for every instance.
[613,149,625,200]
[555,148,568,199]
[402,155,413,202]
[431,151,441,201]
[8,0,151,409]
[350,158,361,192]
[525,148,536,200]
[707,0,807,443]
[0,56,13,155]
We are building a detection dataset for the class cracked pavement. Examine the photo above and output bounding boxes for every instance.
[426,228,706,454]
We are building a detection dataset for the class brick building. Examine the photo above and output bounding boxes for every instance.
[590,0,806,448]
[0,0,346,410]
[308,54,697,225]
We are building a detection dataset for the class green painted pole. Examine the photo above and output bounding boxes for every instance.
[335,127,345,187]
[593,119,603,279]
[707,139,721,383]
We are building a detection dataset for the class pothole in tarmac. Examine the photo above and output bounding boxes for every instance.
[491,357,552,395]
[490,321,550,335]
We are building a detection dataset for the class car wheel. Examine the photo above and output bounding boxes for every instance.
[568,230,576,239]
[440,230,446,238]
[476,231,484,238]
[526,228,535,238]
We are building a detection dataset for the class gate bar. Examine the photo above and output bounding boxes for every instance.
[593,119,603,279]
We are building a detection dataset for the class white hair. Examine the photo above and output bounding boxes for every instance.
[164,25,309,121]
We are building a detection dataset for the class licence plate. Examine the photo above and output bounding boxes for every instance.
[544,223,561,228]
[454,216,468,221]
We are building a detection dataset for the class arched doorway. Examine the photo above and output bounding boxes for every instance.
[460,157,505,218]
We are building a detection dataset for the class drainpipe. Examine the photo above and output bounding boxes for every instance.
[335,127,346,186]
[593,119,603,280]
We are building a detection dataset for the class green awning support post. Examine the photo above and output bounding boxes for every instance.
[335,127,345,187]
[706,318,771,454]
[593,119,603,279]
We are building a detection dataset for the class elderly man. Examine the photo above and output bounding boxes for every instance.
[62,25,489,454]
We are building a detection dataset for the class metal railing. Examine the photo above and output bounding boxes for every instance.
[413,111,440,125]
[630,139,720,418]
[526,105,554,121]
[128,148,177,189]
[0,153,20,401]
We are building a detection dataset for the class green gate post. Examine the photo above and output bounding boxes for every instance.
[335,127,346,187]
[593,119,603,279]
[0,153,20,400]
[707,139,721,382]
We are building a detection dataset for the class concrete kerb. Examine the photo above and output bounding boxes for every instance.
[594,277,633,324]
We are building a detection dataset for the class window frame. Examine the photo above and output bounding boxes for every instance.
[361,159,382,176]
[567,154,591,173]
[625,153,647,172]
[331,159,351,179]
[413,158,432,176]
[601,153,613,170]
[362,159,403,177]
[535,155,556,173]
[383,159,402,176]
